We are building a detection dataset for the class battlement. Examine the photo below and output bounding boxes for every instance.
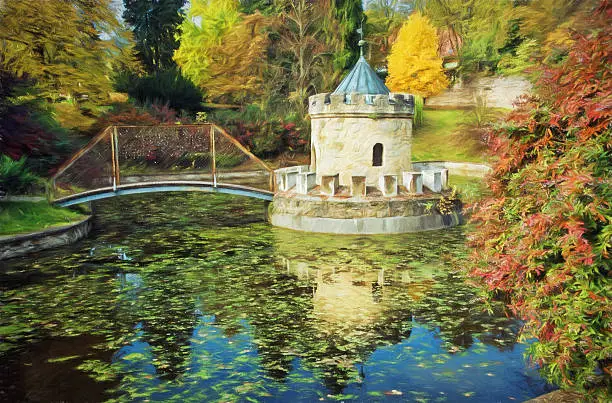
[308,92,414,117]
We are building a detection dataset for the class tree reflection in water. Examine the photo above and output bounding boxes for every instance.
[0,193,551,401]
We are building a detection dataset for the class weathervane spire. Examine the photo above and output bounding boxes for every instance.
[356,18,365,57]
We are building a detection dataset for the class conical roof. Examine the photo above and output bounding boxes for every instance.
[332,56,390,95]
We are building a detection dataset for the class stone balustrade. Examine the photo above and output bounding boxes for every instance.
[402,172,423,194]
[441,169,448,189]
[320,174,340,196]
[423,171,443,193]
[411,161,491,178]
[350,176,366,198]
[275,165,310,191]
[274,166,450,197]
[296,172,316,194]
[379,175,398,197]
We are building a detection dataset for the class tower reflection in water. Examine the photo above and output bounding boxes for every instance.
[265,229,436,393]
[257,226,522,395]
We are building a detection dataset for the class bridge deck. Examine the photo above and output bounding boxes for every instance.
[53,181,275,207]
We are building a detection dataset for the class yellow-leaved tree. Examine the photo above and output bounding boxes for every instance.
[385,13,448,98]
[173,0,272,104]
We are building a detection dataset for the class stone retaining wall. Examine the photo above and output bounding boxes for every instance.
[412,161,491,178]
[0,217,92,260]
[271,194,444,218]
[270,194,462,234]
[270,212,461,234]
[2,196,47,202]
[426,76,532,109]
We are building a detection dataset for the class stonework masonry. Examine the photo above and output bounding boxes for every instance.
[425,76,532,109]
[271,194,447,218]
[309,93,414,187]
[270,193,462,234]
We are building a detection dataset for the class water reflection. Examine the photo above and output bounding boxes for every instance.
[0,335,116,402]
[0,193,552,401]
[277,254,414,392]
[269,228,523,394]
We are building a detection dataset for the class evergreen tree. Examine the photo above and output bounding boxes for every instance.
[332,0,365,71]
[123,0,186,73]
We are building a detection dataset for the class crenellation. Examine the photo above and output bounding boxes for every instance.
[373,94,389,107]
[390,93,404,103]
[329,93,345,105]
[309,93,414,115]
[310,93,329,107]
[352,93,366,105]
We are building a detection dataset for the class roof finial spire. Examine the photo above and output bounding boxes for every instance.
[356,18,365,57]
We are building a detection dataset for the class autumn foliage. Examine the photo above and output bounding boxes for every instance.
[467,3,611,397]
[174,0,273,104]
[385,12,448,98]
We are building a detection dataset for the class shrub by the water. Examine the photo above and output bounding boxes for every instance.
[0,155,42,195]
[211,105,307,158]
[466,3,610,398]
[125,69,203,114]
[0,100,72,174]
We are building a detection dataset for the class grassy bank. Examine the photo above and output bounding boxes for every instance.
[412,109,489,163]
[411,109,500,202]
[0,201,87,236]
[448,175,491,204]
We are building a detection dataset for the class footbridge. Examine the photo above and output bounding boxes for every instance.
[50,124,277,206]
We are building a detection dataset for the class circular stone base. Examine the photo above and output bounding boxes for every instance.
[269,192,462,234]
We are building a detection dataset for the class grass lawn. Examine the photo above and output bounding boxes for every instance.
[412,109,489,163]
[0,201,87,236]
[448,175,491,204]
[410,108,507,202]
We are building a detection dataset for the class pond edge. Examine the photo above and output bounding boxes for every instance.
[0,216,92,260]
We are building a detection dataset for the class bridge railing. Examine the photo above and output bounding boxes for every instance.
[50,124,275,202]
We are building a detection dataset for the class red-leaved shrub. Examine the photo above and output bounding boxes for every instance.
[467,2,611,397]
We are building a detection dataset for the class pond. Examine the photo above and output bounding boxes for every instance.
[0,193,554,402]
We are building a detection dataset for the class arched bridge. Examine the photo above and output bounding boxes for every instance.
[54,181,274,207]
[50,124,277,206]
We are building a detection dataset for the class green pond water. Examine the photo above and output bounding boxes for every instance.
[0,193,554,402]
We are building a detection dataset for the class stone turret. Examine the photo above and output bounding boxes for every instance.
[269,52,461,234]
[308,57,415,187]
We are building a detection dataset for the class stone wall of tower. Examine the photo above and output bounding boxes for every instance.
[308,92,414,187]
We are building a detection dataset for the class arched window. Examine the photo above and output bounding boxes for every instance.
[372,143,383,166]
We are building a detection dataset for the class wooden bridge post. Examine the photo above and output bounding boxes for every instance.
[112,126,121,188]
[211,125,217,187]
[263,200,271,222]
[110,127,117,191]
